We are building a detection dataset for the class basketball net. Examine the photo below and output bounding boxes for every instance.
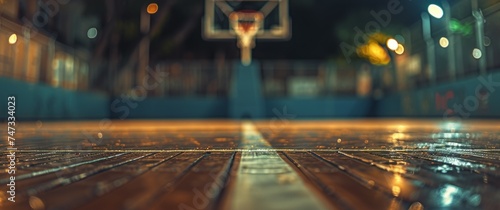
[230,11,264,66]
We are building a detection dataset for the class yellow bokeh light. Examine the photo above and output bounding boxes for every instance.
[8,33,17,44]
[357,40,391,65]
[392,132,406,140]
[147,3,158,14]
[394,174,402,183]
[439,37,449,48]
[395,44,404,55]
[392,185,401,197]
[369,32,391,44]
[386,38,399,51]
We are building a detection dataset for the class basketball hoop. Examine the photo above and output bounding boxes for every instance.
[203,0,290,66]
[230,11,263,65]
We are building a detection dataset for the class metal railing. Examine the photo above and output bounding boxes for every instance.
[395,0,500,91]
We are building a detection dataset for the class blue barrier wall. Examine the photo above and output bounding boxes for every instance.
[265,97,372,118]
[0,77,374,120]
[120,97,228,119]
[377,72,500,118]
[229,62,265,118]
[9,71,499,120]
[120,60,373,119]
[122,97,371,119]
[0,77,109,120]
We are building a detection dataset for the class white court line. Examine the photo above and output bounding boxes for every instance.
[228,122,330,210]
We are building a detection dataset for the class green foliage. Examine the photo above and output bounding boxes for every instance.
[449,19,472,36]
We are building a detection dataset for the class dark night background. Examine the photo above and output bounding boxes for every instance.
[70,0,434,62]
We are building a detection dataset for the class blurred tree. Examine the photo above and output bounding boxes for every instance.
[84,0,207,89]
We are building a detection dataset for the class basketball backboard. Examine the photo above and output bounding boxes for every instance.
[203,0,290,65]
[203,0,290,40]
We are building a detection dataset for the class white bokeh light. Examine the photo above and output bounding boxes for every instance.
[87,28,98,39]
[386,38,399,51]
[472,48,482,59]
[428,4,444,19]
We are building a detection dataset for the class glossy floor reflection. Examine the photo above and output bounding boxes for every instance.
[1,119,499,209]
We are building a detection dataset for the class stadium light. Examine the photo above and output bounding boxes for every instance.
[395,44,404,55]
[147,3,158,14]
[428,4,444,19]
[439,37,449,48]
[8,34,17,44]
[386,38,399,51]
[87,28,98,39]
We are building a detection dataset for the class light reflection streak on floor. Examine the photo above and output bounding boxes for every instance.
[2,119,499,151]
